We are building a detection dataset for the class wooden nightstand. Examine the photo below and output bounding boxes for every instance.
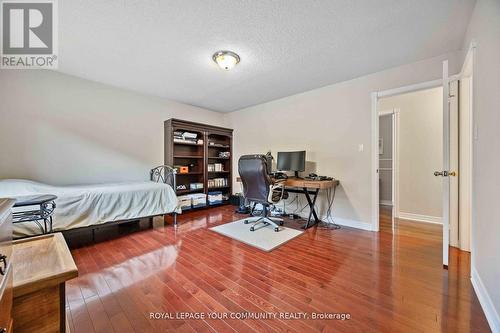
[12,233,78,333]
[0,199,15,333]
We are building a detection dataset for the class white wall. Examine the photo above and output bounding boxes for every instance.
[378,87,443,222]
[225,53,460,229]
[0,70,225,185]
[461,0,500,331]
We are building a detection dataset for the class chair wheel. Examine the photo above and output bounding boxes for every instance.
[244,220,249,224]
[250,227,255,231]
[274,227,279,232]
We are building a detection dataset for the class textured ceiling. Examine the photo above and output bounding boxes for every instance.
[58,0,475,112]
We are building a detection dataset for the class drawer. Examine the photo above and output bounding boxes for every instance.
[0,266,13,332]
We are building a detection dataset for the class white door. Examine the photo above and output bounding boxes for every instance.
[436,60,458,268]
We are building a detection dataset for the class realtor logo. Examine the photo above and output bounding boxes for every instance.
[1,0,57,68]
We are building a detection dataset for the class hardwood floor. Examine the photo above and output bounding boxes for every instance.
[65,206,491,332]
[379,205,443,242]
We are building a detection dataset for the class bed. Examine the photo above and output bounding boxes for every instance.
[0,165,180,238]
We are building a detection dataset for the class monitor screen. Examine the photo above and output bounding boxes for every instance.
[277,151,306,172]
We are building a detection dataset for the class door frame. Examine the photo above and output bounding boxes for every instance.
[378,108,399,208]
[371,77,456,232]
[458,42,476,271]
[378,109,400,224]
[371,44,476,268]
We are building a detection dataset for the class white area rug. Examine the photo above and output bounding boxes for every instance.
[210,218,303,252]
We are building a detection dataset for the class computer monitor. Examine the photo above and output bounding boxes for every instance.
[277,151,306,178]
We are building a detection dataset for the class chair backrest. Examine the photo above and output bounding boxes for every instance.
[238,155,271,203]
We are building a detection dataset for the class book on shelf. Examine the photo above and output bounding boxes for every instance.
[208,163,224,172]
[208,178,228,188]
[208,141,229,148]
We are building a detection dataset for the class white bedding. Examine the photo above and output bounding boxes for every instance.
[0,179,180,237]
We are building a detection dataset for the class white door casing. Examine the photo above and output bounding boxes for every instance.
[449,80,459,248]
[442,60,450,268]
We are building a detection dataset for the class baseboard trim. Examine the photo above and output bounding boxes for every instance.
[397,212,442,224]
[471,267,500,333]
[379,200,393,206]
[333,217,373,231]
[296,212,373,231]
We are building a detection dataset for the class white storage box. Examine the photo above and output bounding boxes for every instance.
[191,193,207,208]
[178,195,192,210]
[189,182,204,190]
[208,191,223,205]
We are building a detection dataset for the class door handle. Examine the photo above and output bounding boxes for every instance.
[434,171,444,177]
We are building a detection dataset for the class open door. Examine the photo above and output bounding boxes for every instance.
[435,60,457,268]
[442,60,450,268]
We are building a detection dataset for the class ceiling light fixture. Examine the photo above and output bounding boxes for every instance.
[212,50,240,70]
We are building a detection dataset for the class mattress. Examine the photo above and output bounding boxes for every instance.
[0,179,180,237]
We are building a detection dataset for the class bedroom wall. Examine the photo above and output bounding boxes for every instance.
[461,0,500,330]
[225,53,461,230]
[378,87,443,222]
[0,70,225,185]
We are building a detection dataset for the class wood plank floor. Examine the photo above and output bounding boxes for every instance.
[65,206,491,332]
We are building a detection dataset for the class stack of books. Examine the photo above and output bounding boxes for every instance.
[173,131,203,144]
[208,178,228,188]
[207,163,224,172]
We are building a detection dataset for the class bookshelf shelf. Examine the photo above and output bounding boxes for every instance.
[207,186,230,190]
[176,188,205,195]
[174,141,203,146]
[173,155,204,159]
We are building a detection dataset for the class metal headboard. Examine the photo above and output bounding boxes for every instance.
[150,165,177,189]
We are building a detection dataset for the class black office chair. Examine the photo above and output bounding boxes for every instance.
[238,154,286,232]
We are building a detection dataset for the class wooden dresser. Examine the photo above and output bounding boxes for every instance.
[0,199,15,333]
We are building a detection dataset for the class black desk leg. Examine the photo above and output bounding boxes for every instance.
[303,188,320,229]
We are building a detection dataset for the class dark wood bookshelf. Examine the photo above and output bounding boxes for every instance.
[165,118,233,208]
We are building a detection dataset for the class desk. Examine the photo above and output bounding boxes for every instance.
[236,177,340,229]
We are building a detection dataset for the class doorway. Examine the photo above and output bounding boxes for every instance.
[372,48,475,268]
[378,87,446,236]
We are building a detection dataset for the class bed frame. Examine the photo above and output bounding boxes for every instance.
[62,165,178,242]
[150,164,178,225]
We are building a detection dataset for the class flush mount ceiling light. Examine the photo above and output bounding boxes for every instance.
[212,50,240,70]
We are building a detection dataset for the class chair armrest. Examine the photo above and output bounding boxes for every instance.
[268,181,286,203]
